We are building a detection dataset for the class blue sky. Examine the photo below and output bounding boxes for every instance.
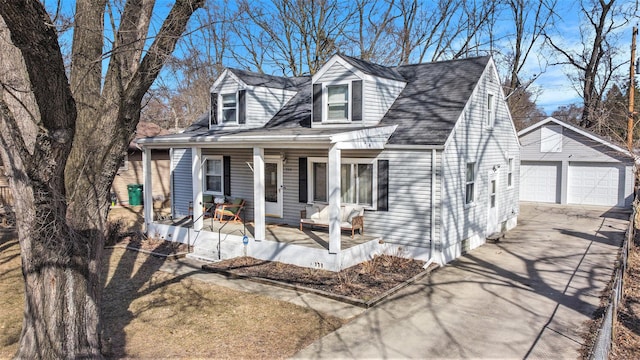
[47,0,636,116]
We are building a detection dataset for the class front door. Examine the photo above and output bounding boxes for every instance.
[265,158,283,218]
[487,171,499,235]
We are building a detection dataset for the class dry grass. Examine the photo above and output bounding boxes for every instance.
[0,231,22,359]
[0,230,344,358]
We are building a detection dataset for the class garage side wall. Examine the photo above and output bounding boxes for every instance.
[519,126,634,207]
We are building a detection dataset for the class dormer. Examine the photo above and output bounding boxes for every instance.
[209,69,302,130]
[311,54,407,128]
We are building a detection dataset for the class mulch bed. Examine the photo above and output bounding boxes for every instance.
[203,255,429,302]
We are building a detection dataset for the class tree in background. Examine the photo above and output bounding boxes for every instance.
[0,0,203,357]
[544,0,630,128]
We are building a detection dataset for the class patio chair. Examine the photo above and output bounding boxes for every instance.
[214,198,245,222]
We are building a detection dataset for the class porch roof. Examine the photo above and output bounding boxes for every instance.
[137,124,399,150]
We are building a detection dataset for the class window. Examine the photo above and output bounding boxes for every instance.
[309,158,375,207]
[327,84,348,121]
[490,179,496,208]
[341,163,373,206]
[465,162,475,204]
[313,162,327,202]
[204,156,223,194]
[486,93,495,127]
[507,158,514,187]
[221,93,237,123]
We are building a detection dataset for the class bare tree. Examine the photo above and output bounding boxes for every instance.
[0,0,203,357]
[544,0,629,128]
[147,1,232,128]
[234,0,351,76]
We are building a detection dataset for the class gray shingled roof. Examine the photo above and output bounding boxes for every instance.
[167,55,490,146]
[382,56,490,145]
[229,68,307,90]
[338,54,406,81]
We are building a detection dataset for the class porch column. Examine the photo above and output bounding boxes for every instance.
[328,143,341,253]
[142,147,153,232]
[253,147,266,240]
[191,147,204,231]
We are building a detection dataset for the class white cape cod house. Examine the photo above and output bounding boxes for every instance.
[138,54,520,271]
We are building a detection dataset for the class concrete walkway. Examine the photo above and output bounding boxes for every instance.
[294,203,629,359]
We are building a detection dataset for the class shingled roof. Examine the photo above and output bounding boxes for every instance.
[169,55,490,146]
[381,56,490,145]
[229,68,307,91]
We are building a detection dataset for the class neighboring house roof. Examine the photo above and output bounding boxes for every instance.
[140,55,493,148]
[518,117,631,156]
[130,121,170,150]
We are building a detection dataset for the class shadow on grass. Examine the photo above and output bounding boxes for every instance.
[100,242,198,357]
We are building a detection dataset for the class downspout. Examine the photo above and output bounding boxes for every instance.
[424,148,442,269]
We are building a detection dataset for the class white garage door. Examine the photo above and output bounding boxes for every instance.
[520,162,560,203]
[568,163,621,206]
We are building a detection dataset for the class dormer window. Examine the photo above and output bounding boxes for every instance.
[210,90,246,127]
[327,85,349,121]
[221,93,237,123]
[312,80,362,124]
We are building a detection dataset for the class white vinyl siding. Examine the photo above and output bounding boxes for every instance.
[211,74,296,130]
[314,61,405,127]
[171,148,193,217]
[519,123,634,207]
[540,125,562,152]
[363,150,435,247]
[441,63,520,263]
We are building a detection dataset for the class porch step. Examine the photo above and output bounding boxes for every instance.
[487,232,505,243]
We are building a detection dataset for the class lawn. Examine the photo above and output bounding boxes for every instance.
[0,229,344,358]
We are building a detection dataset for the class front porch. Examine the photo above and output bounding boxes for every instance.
[149,216,384,271]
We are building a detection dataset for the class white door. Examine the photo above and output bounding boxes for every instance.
[520,162,560,203]
[487,172,500,235]
[568,163,621,206]
[264,158,283,217]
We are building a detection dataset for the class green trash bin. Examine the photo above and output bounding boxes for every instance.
[127,184,143,206]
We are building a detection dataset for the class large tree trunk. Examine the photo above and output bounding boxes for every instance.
[0,1,203,358]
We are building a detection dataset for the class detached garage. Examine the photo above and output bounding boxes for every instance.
[519,117,634,208]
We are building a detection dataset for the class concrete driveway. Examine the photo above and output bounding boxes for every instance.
[295,203,629,359]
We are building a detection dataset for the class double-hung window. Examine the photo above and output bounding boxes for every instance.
[486,93,495,128]
[327,84,349,121]
[465,162,475,204]
[507,158,514,187]
[221,93,237,123]
[310,158,374,207]
[204,156,224,195]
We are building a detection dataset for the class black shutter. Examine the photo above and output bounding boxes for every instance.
[377,160,388,211]
[312,83,322,123]
[352,80,362,121]
[238,90,246,124]
[299,157,308,203]
[223,156,231,196]
[210,92,218,125]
